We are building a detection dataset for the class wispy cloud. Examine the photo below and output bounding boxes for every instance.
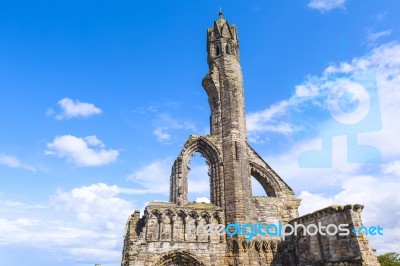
[133,101,201,144]
[0,154,37,172]
[308,0,346,12]
[298,42,400,158]
[153,127,172,143]
[382,160,400,176]
[49,98,102,120]
[45,135,119,167]
[366,29,392,46]
[152,113,196,143]
[372,12,387,23]
[0,199,46,209]
[246,101,291,143]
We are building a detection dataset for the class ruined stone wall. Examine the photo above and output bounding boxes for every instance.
[121,202,227,266]
[252,196,299,225]
[121,13,380,266]
[281,204,380,266]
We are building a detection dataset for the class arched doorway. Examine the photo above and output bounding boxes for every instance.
[154,250,206,266]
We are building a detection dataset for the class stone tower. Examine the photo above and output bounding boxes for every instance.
[121,12,380,266]
[169,10,300,225]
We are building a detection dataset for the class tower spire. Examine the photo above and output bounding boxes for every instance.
[218,7,223,18]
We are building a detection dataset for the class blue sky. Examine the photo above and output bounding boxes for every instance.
[1,0,400,265]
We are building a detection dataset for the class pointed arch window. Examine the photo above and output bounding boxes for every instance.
[215,45,220,56]
[225,44,230,54]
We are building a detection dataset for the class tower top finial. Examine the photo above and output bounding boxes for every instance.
[218,7,223,18]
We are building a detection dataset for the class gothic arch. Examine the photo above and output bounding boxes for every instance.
[250,162,283,197]
[146,209,161,241]
[187,211,198,241]
[212,211,223,223]
[225,43,230,54]
[175,210,187,225]
[254,241,261,252]
[199,211,211,223]
[216,45,220,56]
[160,212,173,241]
[188,211,198,219]
[153,250,206,266]
[170,136,224,206]
[149,209,162,219]
[174,210,186,241]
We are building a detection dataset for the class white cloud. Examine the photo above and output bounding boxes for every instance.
[297,175,400,254]
[266,135,361,193]
[0,154,37,172]
[84,135,105,148]
[298,191,334,215]
[0,183,136,264]
[45,135,119,167]
[195,197,210,203]
[0,217,122,263]
[268,42,400,169]
[304,42,400,160]
[51,183,134,231]
[0,155,20,167]
[308,0,346,12]
[127,158,172,195]
[249,41,400,254]
[382,160,400,176]
[295,83,319,97]
[153,127,171,143]
[54,98,102,120]
[246,101,291,143]
[260,42,400,185]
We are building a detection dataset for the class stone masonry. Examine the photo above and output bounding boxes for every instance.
[121,11,380,266]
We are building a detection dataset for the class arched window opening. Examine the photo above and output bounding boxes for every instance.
[216,45,220,56]
[160,213,172,241]
[174,212,185,241]
[251,175,267,196]
[250,165,278,197]
[147,212,160,241]
[225,44,230,54]
[187,152,211,203]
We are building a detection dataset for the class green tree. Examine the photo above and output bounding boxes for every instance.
[378,252,400,266]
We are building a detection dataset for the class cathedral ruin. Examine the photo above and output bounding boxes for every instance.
[121,12,380,266]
